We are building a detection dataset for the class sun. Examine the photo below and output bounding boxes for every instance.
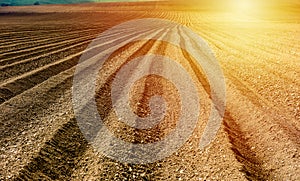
[232,0,256,14]
[223,0,264,20]
[220,0,258,13]
[236,0,253,11]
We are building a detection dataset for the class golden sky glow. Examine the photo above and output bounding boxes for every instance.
[231,0,256,12]
[173,0,300,22]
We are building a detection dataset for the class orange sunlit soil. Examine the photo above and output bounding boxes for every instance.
[0,1,299,180]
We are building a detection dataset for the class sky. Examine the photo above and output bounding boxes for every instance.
[0,0,147,6]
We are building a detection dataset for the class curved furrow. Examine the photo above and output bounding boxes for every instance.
[193,25,300,78]
[186,14,300,66]
[0,29,130,67]
[70,20,246,180]
[1,6,299,180]
[0,34,95,66]
[0,25,162,140]
[71,26,170,115]
[186,20,300,135]
[7,27,169,180]
[0,26,101,45]
[0,33,66,48]
[0,27,94,36]
[224,70,299,143]
[0,29,99,58]
[0,34,65,52]
[0,26,159,105]
[0,26,101,36]
[181,22,299,179]
[69,25,193,180]
[0,67,76,180]
[223,111,266,180]
[227,26,300,55]
[151,19,247,180]
[15,118,89,181]
[0,49,83,105]
[176,26,211,98]
[201,31,299,124]
[223,77,299,180]
[0,38,92,83]
[0,27,102,53]
[192,26,300,106]
[0,32,66,47]
[0,33,50,45]
[199,23,300,68]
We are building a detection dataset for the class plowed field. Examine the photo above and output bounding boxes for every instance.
[0,2,299,180]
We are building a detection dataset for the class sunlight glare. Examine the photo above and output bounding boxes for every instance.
[231,0,258,15]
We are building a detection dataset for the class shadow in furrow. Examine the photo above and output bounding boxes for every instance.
[15,118,88,180]
[225,71,300,146]
[15,38,170,180]
[0,36,93,69]
[91,40,173,179]
[176,26,269,180]
[95,39,166,145]
[223,111,268,180]
[0,26,155,105]
[0,75,73,142]
[177,27,211,99]
[0,52,83,105]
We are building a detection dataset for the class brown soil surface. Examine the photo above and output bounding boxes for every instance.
[0,1,299,180]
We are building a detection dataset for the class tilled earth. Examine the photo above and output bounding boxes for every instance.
[0,2,299,180]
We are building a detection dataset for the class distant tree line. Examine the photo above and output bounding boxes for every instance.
[1,1,41,6]
[1,3,10,7]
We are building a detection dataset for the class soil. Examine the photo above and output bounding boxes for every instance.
[0,1,299,180]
